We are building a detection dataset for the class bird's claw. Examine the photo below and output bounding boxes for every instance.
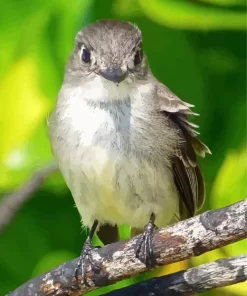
[136,221,157,268]
[75,239,101,286]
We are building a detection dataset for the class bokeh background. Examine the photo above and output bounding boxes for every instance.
[0,0,246,295]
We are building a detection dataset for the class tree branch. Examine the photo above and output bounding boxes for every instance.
[7,198,247,296]
[104,254,247,296]
[0,162,58,233]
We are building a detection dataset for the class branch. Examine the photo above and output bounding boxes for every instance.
[0,162,58,233]
[104,254,247,296]
[7,198,247,296]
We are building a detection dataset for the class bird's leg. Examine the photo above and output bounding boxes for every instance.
[75,219,101,285]
[136,213,157,268]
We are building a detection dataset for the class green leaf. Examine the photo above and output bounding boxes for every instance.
[199,0,246,6]
[118,224,131,240]
[0,58,50,189]
[192,148,247,295]
[211,147,247,256]
[0,0,94,191]
[115,0,247,30]
[112,0,141,17]
[92,234,104,247]
[32,250,76,276]
[211,148,247,209]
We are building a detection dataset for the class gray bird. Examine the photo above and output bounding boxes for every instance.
[48,19,210,280]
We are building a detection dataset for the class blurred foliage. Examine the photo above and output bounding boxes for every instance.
[0,0,246,295]
[191,147,247,295]
[115,0,247,30]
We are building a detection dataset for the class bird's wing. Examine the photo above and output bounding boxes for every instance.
[156,82,211,218]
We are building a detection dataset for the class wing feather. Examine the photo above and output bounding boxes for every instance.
[156,83,210,218]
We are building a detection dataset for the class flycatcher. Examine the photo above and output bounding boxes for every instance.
[48,19,210,281]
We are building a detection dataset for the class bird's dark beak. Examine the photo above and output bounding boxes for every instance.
[100,68,127,84]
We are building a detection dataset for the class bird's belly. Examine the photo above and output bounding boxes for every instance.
[62,144,180,229]
[53,98,180,229]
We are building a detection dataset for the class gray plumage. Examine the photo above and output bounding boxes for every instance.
[48,20,210,233]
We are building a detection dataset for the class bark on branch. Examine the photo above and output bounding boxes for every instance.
[105,254,247,296]
[7,198,247,296]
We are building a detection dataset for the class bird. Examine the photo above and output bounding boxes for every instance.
[48,19,210,282]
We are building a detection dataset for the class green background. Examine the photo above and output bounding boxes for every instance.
[0,0,246,295]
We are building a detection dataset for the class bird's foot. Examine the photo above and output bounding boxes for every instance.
[75,238,101,286]
[136,217,157,268]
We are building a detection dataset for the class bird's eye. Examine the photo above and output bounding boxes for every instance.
[134,49,143,66]
[81,48,91,63]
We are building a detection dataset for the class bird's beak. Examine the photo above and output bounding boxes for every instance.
[100,68,127,84]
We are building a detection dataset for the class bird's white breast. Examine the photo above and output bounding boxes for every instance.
[50,78,179,229]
